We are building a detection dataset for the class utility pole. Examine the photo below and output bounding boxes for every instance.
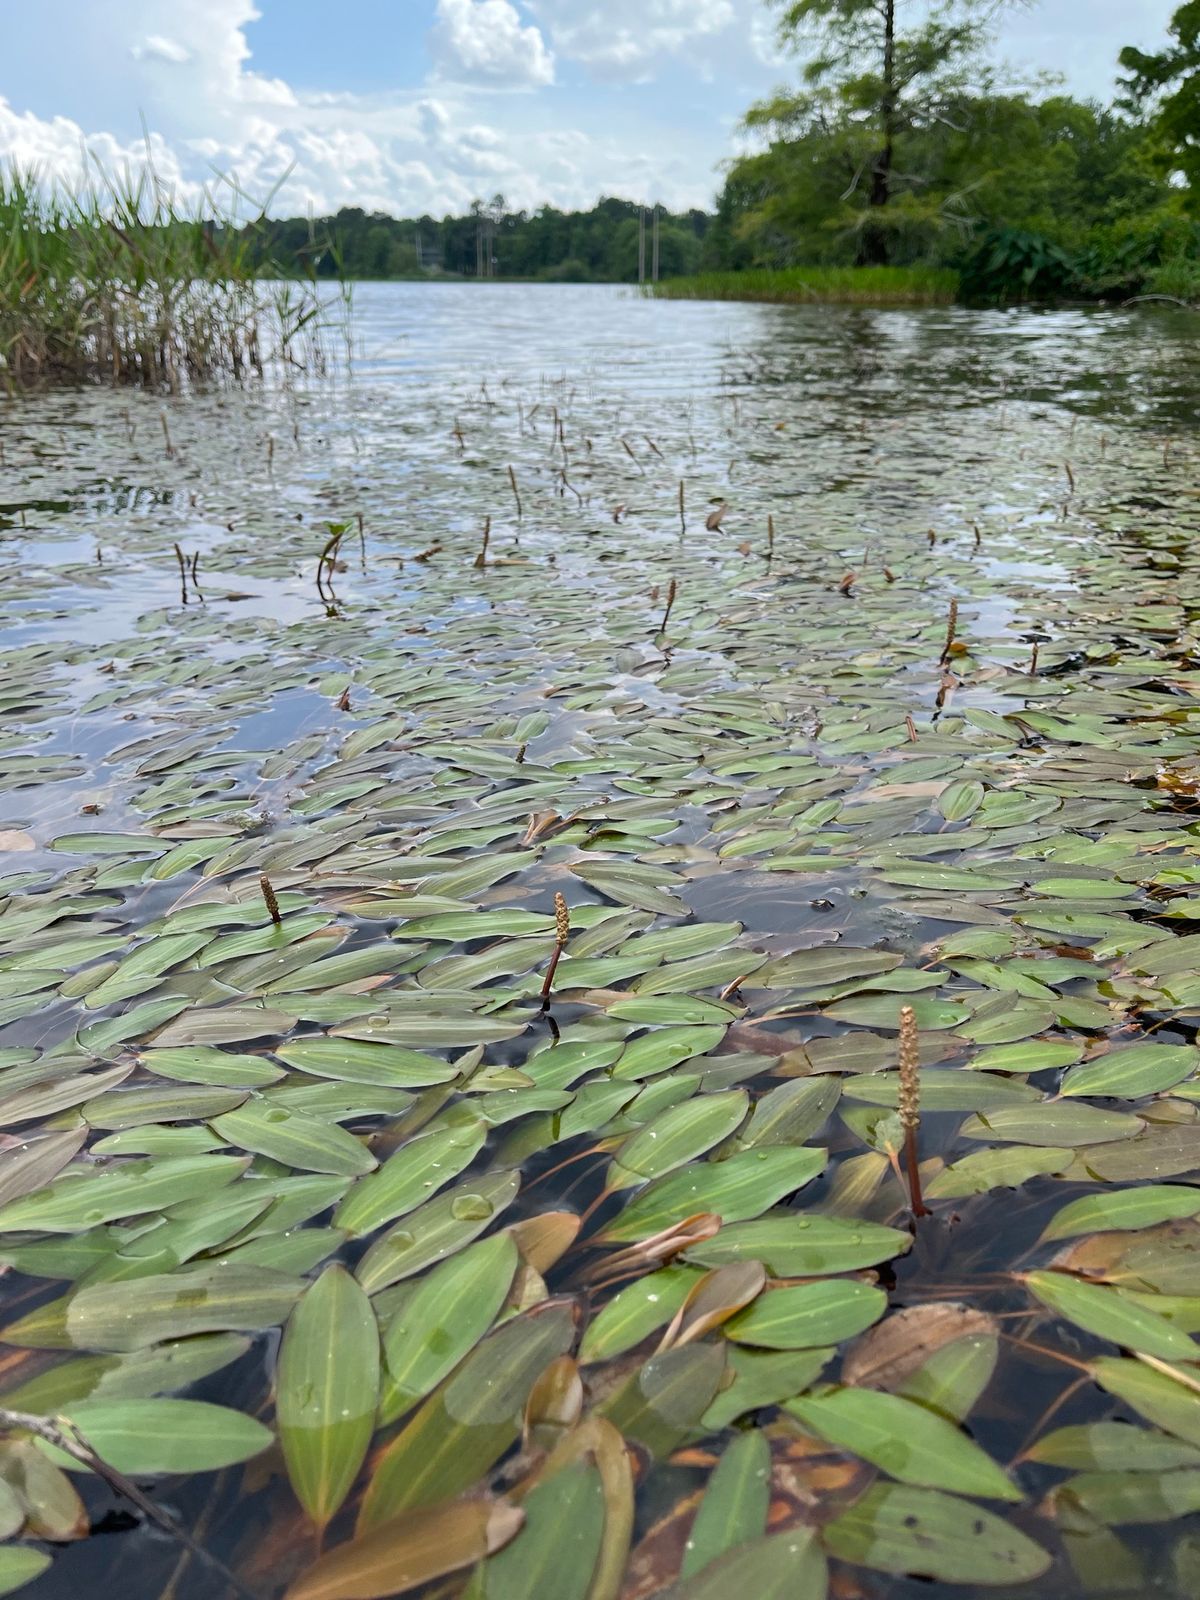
[476,217,483,278]
[651,204,660,283]
[638,206,645,284]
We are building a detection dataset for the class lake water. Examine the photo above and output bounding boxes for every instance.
[2,284,1200,1598]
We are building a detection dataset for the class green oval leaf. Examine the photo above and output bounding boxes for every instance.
[788,1387,1020,1500]
[278,1264,381,1528]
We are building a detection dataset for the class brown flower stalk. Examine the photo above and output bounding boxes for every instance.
[898,1004,931,1218]
[939,598,959,665]
[540,891,570,1003]
[658,577,677,636]
[259,872,282,927]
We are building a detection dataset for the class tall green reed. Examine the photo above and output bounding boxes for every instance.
[0,156,336,389]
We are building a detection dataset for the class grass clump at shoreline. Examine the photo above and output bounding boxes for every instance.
[0,162,333,390]
[648,265,960,307]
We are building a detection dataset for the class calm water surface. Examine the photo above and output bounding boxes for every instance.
[1,286,1200,1600]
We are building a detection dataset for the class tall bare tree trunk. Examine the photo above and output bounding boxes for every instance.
[858,0,896,266]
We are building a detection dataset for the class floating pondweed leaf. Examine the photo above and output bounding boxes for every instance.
[0,1335,251,1412]
[823,1484,1050,1585]
[659,1261,765,1348]
[570,862,688,916]
[1066,1124,1200,1182]
[335,1119,487,1236]
[842,1069,1039,1114]
[580,1267,700,1364]
[598,1148,825,1243]
[358,1302,576,1529]
[1,1061,134,1125]
[664,1529,828,1600]
[0,1549,51,1595]
[48,833,166,856]
[632,950,765,996]
[1060,1043,1200,1099]
[725,1280,885,1350]
[737,1078,842,1148]
[606,996,740,1025]
[702,1346,833,1431]
[138,1047,285,1086]
[0,1153,248,1233]
[276,1037,460,1088]
[609,1025,726,1081]
[968,1040,1086,1074]
[1092,1357,1200,1447]
[937,778,985,822]
[1026,1270,1200,1360]
[25,1263,308,1352]
[925,1146,1074,1197]
[330,1014,530,1048]
[0,1437,88,1539]
[209,1102,377,1176]
[607,1091,749,1190]
[150,1004,298,1047]
[1042,1186,1200,1242]
[465,1460,604,1600]
[788,1385,1021,1500]
[958,1104,1143,1147]
[278,1264,381,1528]
[679,1432,771,1579]
[1050,1467,1200,1524]
[38,1398,273,1474]
[0,1130,87,1210]
[686,1214,910,1276]
[1027,1422,1200,1471]
[380,1234,518,1423]
[598,1341,726,1457]
[82,1083,250,1128]
[356,1169,520,1293]
[825,995,965,1030]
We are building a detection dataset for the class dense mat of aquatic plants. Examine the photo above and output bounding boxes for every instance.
[2,298,1200,1597]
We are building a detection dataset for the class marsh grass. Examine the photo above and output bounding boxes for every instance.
[0,160,334,389]
[649,265,960,307]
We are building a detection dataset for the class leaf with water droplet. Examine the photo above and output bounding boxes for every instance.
[379,1233,518,1423]
[787,1387,1021,1500]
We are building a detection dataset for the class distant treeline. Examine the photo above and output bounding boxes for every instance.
[235,197,712,283]
[234,0,1200,306]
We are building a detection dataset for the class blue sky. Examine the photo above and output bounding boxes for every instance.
[0,2,1181,217]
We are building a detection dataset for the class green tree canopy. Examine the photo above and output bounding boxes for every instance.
[762,0,1018,262]
[1120,2,1200,199]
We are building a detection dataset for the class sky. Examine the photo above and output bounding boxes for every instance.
[0,1,1181,219]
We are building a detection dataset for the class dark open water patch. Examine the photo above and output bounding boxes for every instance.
[2,287,1200,1598]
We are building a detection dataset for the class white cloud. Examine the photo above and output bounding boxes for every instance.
[0,0,1169,223]
[431,0,555,87]
[528,0,736,79]
[132,35,192,65]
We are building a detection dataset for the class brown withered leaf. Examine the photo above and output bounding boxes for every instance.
[508,1211,582,1274]
[842,1302,998,1392]
[657,1261,766,1351]
[768,1431,873,1528]
[523,1355,583,1452]
[286,1497,523,1600]
[620,1489,704,1600]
